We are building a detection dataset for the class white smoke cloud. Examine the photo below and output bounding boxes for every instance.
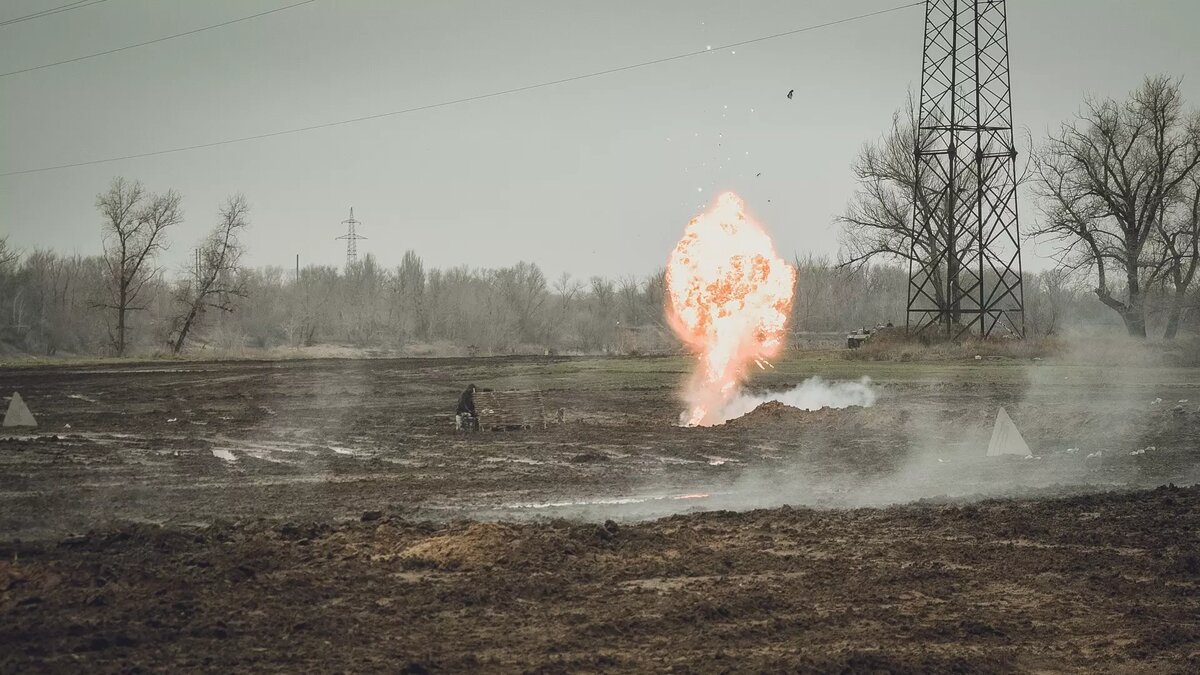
[713,376,878,424]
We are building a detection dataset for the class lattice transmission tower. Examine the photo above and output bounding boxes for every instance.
[337,207,367,268]
[906,0,1023,338]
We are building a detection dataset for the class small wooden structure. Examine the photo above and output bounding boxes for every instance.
[477,390,547,431]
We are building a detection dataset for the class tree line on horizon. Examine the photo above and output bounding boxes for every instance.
[0,232,1117,358]
[1,76,1195,357]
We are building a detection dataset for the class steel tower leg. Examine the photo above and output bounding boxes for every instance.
[906,0,1024,339]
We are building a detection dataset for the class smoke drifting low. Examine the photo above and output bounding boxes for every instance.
[713,376,879,425]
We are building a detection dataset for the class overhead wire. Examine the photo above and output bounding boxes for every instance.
[0,0,110,28]
[0,0,318,78]
[0,1,924,178]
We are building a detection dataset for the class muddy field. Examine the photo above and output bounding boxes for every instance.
[2,354,1199,671]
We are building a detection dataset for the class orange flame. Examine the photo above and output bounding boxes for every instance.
[666,192,796,426]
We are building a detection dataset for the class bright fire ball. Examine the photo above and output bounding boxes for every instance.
[665,191,796,427]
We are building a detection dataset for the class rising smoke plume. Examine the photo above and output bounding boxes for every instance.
[715,376,878,424]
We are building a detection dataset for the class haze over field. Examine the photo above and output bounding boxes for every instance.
[3,3,1200,671]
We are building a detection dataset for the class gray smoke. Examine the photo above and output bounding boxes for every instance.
[714,376,878,423]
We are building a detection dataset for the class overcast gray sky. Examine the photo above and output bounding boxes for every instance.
[2,0,1198,280]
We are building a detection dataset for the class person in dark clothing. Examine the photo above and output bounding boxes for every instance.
[457,384,477,415]
[455,384,479,431]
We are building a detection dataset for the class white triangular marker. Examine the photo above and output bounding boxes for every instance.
[987,406,1030,457]
[3,392,37,428]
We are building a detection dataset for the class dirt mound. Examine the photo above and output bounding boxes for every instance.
[724,400,905,430]
[400,523,514,570]
[725,400,806,426]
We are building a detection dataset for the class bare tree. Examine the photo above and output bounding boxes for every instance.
[391,250,427,342]
[339,254,388,346]
[838,95,1034,329]
[0,237,16,270]
[286,265,337,347]
[495,261,547,344]
[170,195,250,353]
[1023,268,1075,337]
[1032,76,1200,338]
[835,101,971,315]
[617,275,642,325]
[548,271,583,349]
[589,276,615,309]
[0,237,17,338]
[641,268,666,323]
[583,276,618,351]
[552,271,582,313]
[97,178,182,356]
[837,104,925,269]
[1157,176,1200,338]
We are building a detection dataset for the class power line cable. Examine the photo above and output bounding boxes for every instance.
[0,1,923,178]
[0,0,94,26]
[0,0,110,28]
[0,0,317,77]
[0,0,87,26]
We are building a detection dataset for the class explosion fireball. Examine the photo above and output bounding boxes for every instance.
[666,192,796,426]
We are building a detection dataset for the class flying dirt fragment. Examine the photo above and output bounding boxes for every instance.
[986,406,1030,457]
[3,392,37,428]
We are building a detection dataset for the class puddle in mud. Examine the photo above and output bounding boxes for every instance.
[242,451,301,465]
[382,457,421,466]
[651,456,703,465]
[68,368,206,375]
[483,456,549,466]
[494,491,717,513]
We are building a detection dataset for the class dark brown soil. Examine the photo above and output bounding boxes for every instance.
[1,355,1198,671]
[1,486,1198,672]
[725,399,805,424]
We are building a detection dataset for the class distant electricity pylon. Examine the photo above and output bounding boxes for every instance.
[337,207,366,268]
[906,0,1024,339]
[192,247,206,286]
